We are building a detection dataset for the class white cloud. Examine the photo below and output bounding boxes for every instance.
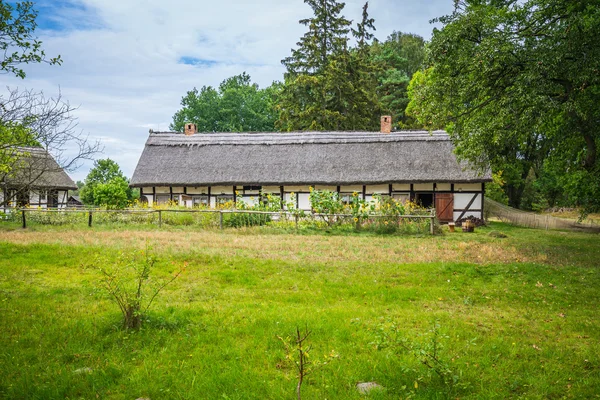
[0,0,454,181]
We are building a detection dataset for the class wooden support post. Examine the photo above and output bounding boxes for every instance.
[219,211,223,230]
[88,211,93,227]
[430,209,435,235]
[295,213,299,230]
[22,209,26,229]
[158,210,162,227]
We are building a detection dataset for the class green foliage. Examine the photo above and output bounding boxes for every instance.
[0,1,61,79]
[81,159,132,208]
[277,0,379,131]
[372,319,472,394]
[89,245,186,330]
[278,326,339,400]
[0,122,36,176]
[371,32,426,129]
[407,0,600,211]
[171,73,281,132]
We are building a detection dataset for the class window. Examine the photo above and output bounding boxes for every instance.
[216,195,233,206]
[243,185,261,191]
[155,194,170,205]
[392,193,410,204]
[339,193,354,205]
[192,195,209,207]
[39,190,47,201]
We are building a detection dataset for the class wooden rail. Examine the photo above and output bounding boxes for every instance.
[17,208,436,234]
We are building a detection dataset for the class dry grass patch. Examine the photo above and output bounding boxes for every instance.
[0,228,543,266]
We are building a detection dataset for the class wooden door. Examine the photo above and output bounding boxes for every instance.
[435,193,454,222]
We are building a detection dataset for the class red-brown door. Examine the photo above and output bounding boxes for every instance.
[435,193,454,222]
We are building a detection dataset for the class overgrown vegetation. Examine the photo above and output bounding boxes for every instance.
[0,222,598,398]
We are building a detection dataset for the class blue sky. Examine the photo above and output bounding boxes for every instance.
[1,0,455,182]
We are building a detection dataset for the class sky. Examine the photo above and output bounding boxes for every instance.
[1,0,455,182]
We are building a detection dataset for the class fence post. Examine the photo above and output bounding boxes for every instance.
[219,211,223,230]
[22,209,26,229]
[158,210,162,227]
[430,209,435,235]
[88,211,93,227]
[295,213,299,230]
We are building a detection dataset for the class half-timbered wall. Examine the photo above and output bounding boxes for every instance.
[139,182,485,222]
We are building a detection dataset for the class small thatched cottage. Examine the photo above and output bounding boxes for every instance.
[130,120,491,223]
[1,147,77,210]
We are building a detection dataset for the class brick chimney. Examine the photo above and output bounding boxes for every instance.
[380,116,392,134]
[184,123,197,136]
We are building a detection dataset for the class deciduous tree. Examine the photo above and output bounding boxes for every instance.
[407,0,600,211]
[81,159,131,208]
[0,0,61,79]
[171,73,280,132]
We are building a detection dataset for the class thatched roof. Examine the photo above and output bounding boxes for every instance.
[130,131,491,187]
[1,147,77,190]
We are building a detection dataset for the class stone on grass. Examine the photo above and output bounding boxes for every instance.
[356,381,383,394]
[73,367,93,374]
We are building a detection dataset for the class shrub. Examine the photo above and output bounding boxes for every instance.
[89,245,186,330]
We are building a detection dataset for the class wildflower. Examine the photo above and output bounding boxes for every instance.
[353,217,358,222]
[352,192,358,197]
[384,221,389,225]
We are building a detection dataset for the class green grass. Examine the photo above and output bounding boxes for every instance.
[0,222,599,399]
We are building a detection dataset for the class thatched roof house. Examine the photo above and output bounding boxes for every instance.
[131,123,491,222]
[131,131,489,187]
[1,147,77,209]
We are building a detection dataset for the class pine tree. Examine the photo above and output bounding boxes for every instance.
[282,0,351,77]
[278,0,379,131]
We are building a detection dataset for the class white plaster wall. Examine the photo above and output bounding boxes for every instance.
[212,186,234,195]
[454,193,483,210]
[241,196,259,207]
[58,191,68,209]
[146,194,154,207]
[283,193,294,208]
[436,183,452,191]
[314,185,337,191]
[155,187,170,194]
[172,186,185,194]
[366,184,389,194]
[455,182,483,192]
[142,187,154,194]
[414,183,434,191]
[262,186,280,193]
[30,191,40,205]
[210,197,216,208]
[392,184,411,191]
[340,185,363,193]
[186,186,209,195]
[393,193,410,203]
[454,211,482,220]
[298,193,311,210]
[284,185,311,193]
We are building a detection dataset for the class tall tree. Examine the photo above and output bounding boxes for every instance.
[371,32,425,129]
[278,0,378,131]
[407,0,600,211]
[171,73,280,132]
[0,0,61,79]
[281,0,351,76]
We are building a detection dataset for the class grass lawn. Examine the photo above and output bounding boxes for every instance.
[0,222,598,399]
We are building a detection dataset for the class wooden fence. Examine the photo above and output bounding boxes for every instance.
[485,198,600,233]
[17,208,437,234]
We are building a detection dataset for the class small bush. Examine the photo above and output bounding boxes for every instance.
[88,245,186,330]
